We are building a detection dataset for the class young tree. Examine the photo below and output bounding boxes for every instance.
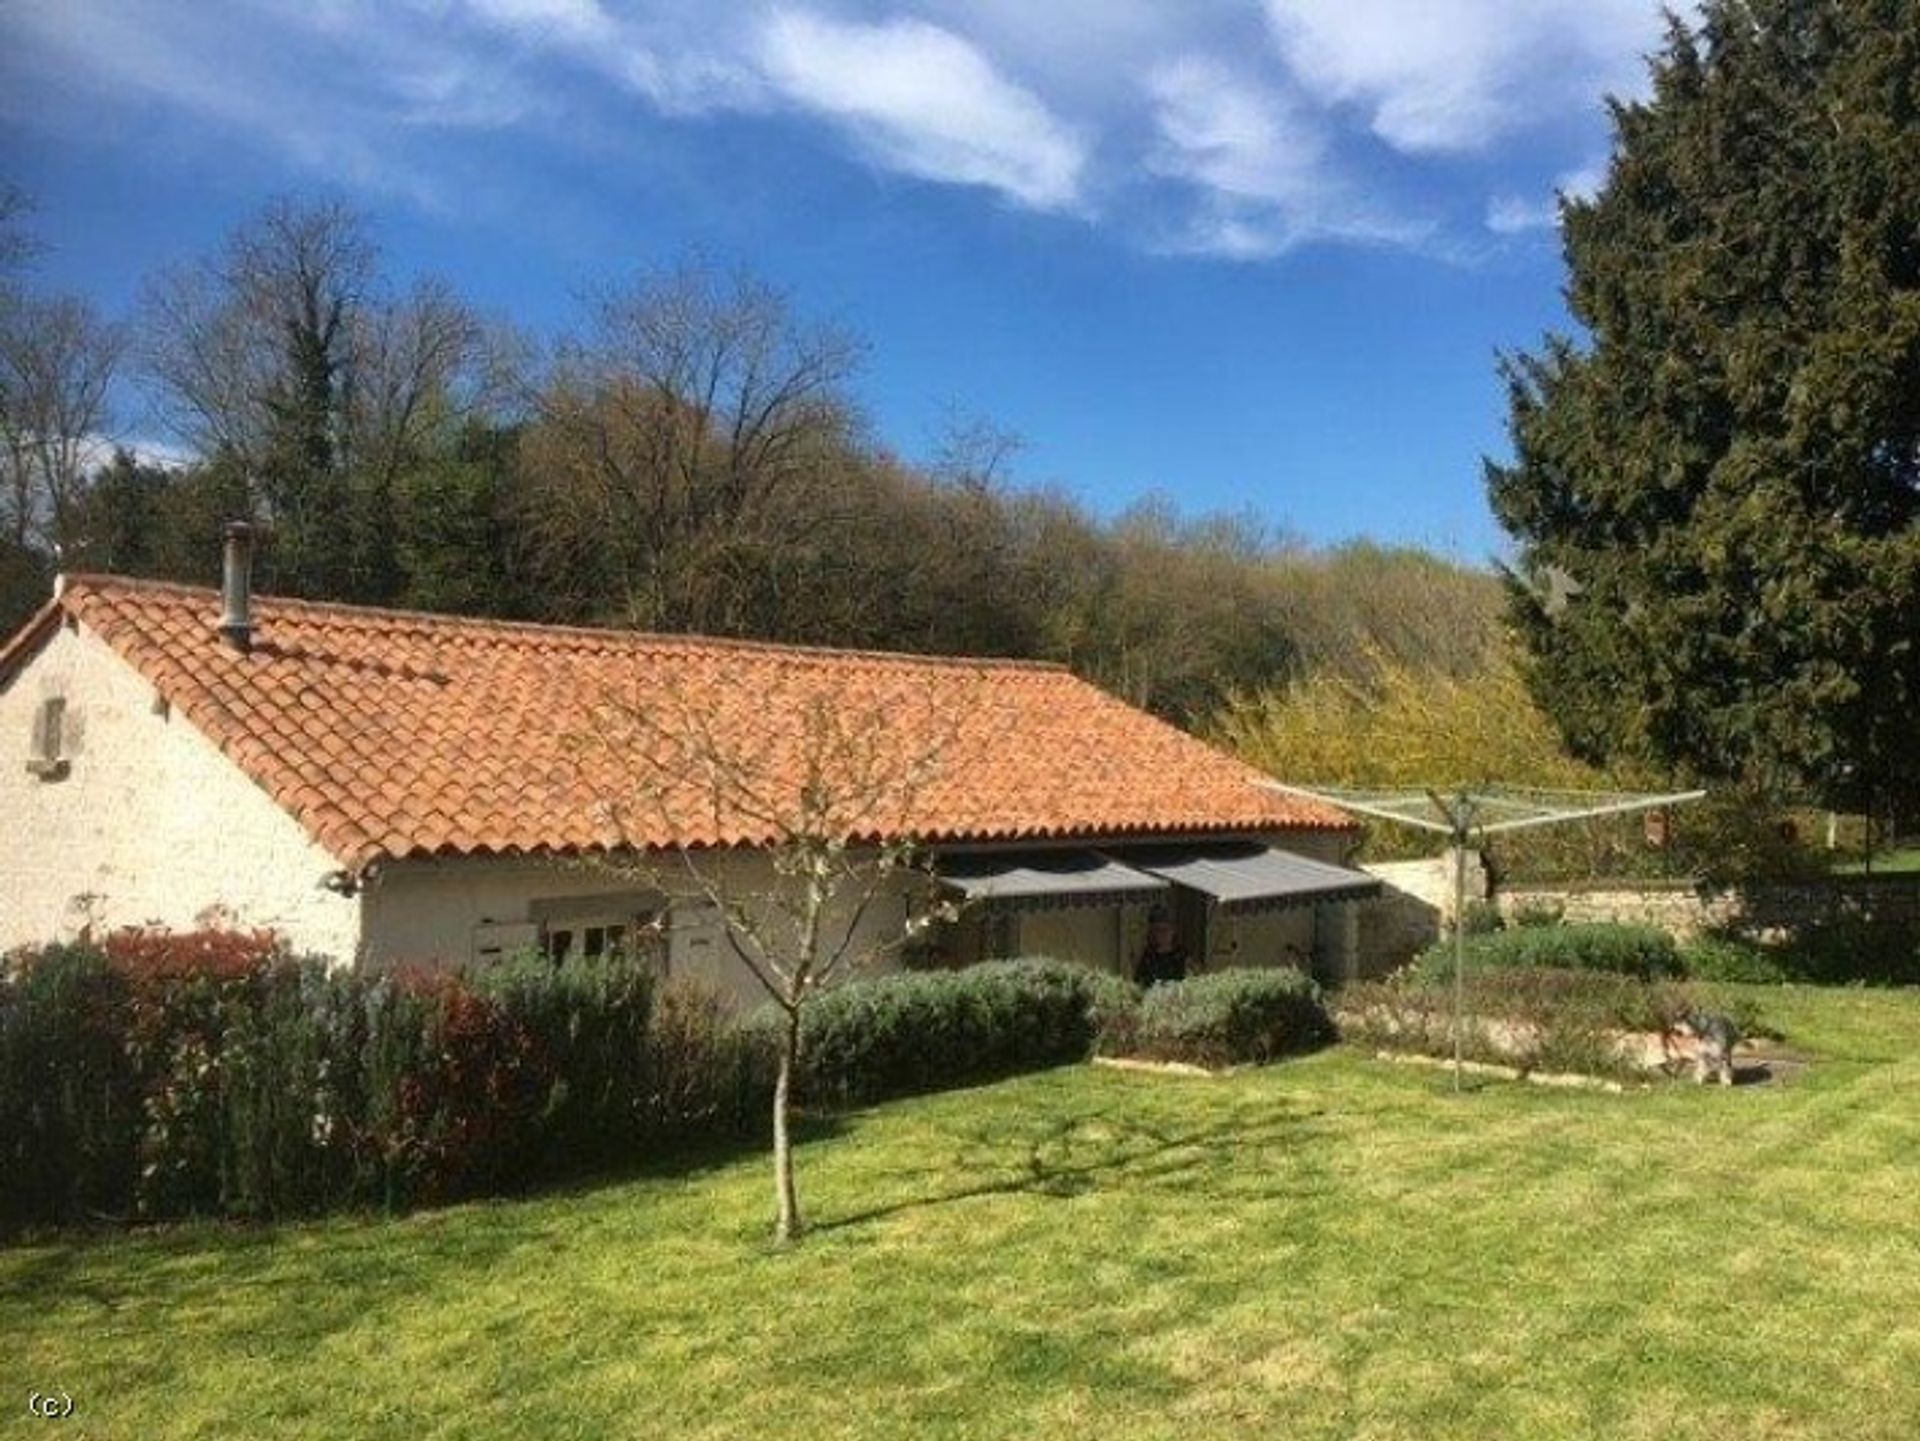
[580,674,965,1244]
[1489,1,1920,815]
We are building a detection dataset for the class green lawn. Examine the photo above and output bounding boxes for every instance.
[5,985,1918,1441]
[1831,846,1920,875]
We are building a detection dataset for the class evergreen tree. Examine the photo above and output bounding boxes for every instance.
[1489,0,1920,812]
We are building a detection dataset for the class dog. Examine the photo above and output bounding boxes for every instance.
[1672,1010,1739,1086]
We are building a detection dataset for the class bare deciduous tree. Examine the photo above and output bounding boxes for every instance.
[141,197,377,465]
[579,675,966,1244]
[520,260,865,629]
[0,293,124,550]
[138,197,497,597]
[0,183,38,278]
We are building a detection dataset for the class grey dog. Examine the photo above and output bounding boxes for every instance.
[1673,1011,1739,1085]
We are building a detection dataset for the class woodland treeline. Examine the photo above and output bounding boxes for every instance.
[0,191,1497,726]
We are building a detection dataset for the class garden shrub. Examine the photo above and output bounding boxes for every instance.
[467,951,657,1169]
[0,932,776,1235]
[0,946,140,1232]
[1340,967,1774,1080]
[1410,922,1684,983]
[782,958,1132,1108]
[102,926,288,981]
[639,981,776,1146]
[1341,967,1699,1080]
[1674,918,1918,987]
[1459,900,1506,935]
[1781,916,1920,987]
[1681,933,1794,985]
[1108,967,1331,1069]
[1509,898,1566,929]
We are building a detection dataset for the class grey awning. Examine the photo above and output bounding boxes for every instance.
[937,850,1169,910]
[1115,843,1380,912]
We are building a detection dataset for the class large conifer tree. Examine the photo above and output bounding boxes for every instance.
[1489,0,1919,813]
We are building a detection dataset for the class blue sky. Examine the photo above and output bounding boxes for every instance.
[0,1,1677,561]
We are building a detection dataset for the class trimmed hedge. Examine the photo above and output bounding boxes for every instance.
[1102,967,1332,1069]
[780,958,1135,1108]
[1780,916,1919,987]
[0,945,140,1229]
[3,937,1355,1235]
[1411,922,1685,983]
[0,934,768,1235]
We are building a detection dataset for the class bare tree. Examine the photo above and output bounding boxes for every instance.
[0,183,38,279]
[520,259,865,628]
[142,197,377,465]
[0,293,124,550]
[930,408,1023,495]
[579,674,966,1244]
[138,197,495,597]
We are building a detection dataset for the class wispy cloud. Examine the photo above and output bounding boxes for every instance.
[754,10,1087,213]
[1264,0,1661,153]
[1144,56,1427,257]
[3,0,1676,261]
[1486,158,1611,235]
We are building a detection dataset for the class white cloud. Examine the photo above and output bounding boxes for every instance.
[1485,157,1611,234]
[1486,194,1557,235]
[5,0,1670,261]
[1264,0,1663,153]
[753,10,1087,212]
[1145,57,1429,257]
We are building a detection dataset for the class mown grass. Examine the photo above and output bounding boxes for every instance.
[3,984,1917,1440]
[1831,845,1920,875]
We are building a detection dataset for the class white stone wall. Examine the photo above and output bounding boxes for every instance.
[0,620,362,959]
[363,831,1365,999]
[1357,850,1489,977]
[361,851,917,1007]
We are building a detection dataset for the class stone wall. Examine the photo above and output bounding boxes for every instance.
[1496,875,1920,940]
[0,619,363,960]
[1357,850,1489,976]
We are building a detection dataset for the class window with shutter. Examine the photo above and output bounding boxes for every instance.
[26,696,69,780]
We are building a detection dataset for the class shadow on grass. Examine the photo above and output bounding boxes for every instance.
[813,1101,1325,1233]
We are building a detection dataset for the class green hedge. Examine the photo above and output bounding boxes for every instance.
[0,937,768,1236]
[1412,922,1685,983]
[779,958,1135,1109]
[1102,967,1332,1069]
[1778,917,1919,987]
[1679,934,1795,985]
[1677,919,1919,987]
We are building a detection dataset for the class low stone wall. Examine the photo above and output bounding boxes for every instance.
[1496,874,1920,940]
[1353,855,1918,974]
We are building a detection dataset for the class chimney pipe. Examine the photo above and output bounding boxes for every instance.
[219,521,255,652]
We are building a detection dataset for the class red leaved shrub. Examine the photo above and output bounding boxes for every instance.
[102,926,287,982]
[385,973,552,1200]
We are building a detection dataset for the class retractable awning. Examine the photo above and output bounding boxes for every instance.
[1116,843,1380,912]
[936,850,1169,910]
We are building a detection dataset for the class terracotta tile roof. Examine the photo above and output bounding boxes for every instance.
[7,575,1353,871]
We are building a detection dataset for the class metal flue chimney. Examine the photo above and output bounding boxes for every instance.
[218,521,255,652]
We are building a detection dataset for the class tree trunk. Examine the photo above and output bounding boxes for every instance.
[772,1006,804,1244]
